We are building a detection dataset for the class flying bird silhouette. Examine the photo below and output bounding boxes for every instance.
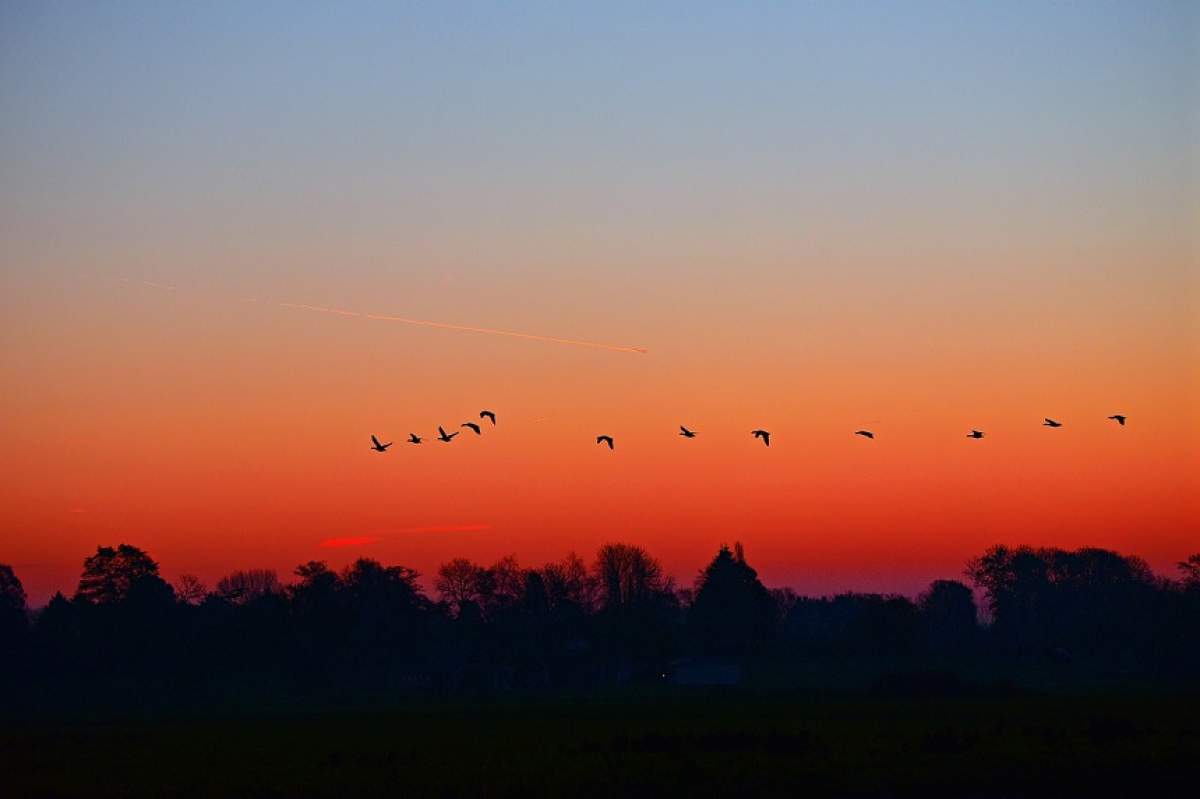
[462,422,482,435]
[1043,418,1063,427]
[370,435,392,452]
[596,435,614,450]
[679,425,696,438]
[480,410,496,425]
[751,429,770,447]
[408,433,422,444]
[1108,414,1126,426]
[855,430,875,439]
[437,426,459,442]
[967,430,985,439]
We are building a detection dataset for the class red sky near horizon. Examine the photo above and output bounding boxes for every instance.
[1,4,1197,605]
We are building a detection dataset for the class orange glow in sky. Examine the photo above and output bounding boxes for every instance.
[1,3,1196,604]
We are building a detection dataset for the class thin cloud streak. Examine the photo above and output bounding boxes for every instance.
[117,277,176,291]
[114,281,647,354]
[280,302,648,354]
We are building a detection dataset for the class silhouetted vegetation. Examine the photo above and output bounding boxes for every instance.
[2,542,1198,717]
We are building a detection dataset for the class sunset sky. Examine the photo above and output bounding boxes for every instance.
[2,2,1196,605]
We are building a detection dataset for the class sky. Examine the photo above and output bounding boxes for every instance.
[1,2,1197,605]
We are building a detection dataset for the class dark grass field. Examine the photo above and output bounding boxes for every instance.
[5,692,1199,797]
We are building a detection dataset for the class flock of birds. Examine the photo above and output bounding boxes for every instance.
[371,413,1128,452]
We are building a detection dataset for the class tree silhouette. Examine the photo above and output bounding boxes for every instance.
[590,543,679,663]
[689,543,774,655]
[967,545,1159,659]
[0,564,28,640]
[538,552,596,610]
[340,558,431,668]
[4,539,1198,713]
[0,564,26,615]
[918,580,978,653]
[486,555,525,612]
[287,560,345,671]
[593,543,671,610]
[436,557,490,614]
[75,544,170,605]
[215,569,281,605]
[174,573,208,605]
[341,558,424,608]
[291,560,341,600]
[1178,554,1200,590]
[31,591,79,668]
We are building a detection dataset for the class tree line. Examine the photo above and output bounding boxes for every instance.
[1,543,1198,712]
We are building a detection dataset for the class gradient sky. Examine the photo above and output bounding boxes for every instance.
[2,2,1197,605]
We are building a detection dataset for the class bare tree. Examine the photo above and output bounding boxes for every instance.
[592,543,671,610]
[435,558,489,613]
[216,569,280,605]
[1179,554,1200,589]
[488,554,524,608]
[540,552,597,610]
[174,574,208,605]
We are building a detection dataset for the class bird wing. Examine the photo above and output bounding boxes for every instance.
[371,435,382,447]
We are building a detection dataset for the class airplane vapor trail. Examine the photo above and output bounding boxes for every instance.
[117,277,176,291]
[279,302,647,354]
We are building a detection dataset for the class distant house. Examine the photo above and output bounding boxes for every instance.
[667,656,743,687]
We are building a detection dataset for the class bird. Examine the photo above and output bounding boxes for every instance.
[679,425,696,438]
[967,430,984,439]
[370,435,392,452]
[480,410,496,425]
[751,429,770,447]
[1043,418,1062,427]
[437,426,458,442]
[596,435,614,450]
[408,433,422,444]
[855,430,874,439]
[1108,414,1126,426]
[461,422,482,435]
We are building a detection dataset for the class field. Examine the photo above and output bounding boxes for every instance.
[5,692,1198,797]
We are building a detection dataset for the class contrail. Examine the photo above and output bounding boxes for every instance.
[114,278,648,354]
[278,302,648,354]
